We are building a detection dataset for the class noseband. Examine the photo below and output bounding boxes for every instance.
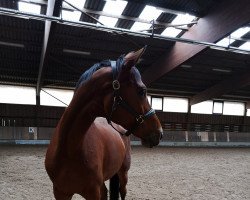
[106,60,156,136]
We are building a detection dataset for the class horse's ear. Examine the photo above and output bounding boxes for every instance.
[123,46,147,69]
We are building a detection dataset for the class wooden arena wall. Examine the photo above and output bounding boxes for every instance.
[1,103,250,143]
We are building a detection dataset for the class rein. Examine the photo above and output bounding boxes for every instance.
[106,61,156,136]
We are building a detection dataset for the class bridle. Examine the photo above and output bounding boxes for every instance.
[106,60,156,136]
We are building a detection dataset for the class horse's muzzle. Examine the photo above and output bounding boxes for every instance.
[141,130,163,148]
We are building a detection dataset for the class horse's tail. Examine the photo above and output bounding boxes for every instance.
[110,173,120,200]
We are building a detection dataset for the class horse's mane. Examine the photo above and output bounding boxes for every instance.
[75,56,125,90]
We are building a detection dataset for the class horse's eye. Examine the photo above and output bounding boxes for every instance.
[138,88,147,97]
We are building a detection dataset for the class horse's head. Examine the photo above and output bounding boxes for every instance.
[103,47,163,148]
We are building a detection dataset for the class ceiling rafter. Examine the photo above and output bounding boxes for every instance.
[142,0,250,86]
[36,0,62,96]
[190,71,250,105]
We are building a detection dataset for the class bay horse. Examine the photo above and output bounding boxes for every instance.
[45,47,163,200]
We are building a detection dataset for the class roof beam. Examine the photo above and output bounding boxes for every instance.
[190,71,250,105]
[36,0,62,95]
[142,0,250,86]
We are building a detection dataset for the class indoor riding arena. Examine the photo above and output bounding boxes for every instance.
[0,0,250,200]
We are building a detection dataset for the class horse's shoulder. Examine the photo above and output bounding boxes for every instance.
[93,117,108,127]
[94,118,126,132]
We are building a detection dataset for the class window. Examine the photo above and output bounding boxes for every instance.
[239,42,250,51]
[40,88,74,107]
[247,109,250,116]
[223,102,245,116]
[61,0,86,21]
[231,27,250,38]
[214,27,250,53]
[213,101,223,114]
[161,27,182,37]
[163,97,188,113]
[0,85,36,105]
[151,97,163,110]
[98,0,127,27]
[216,38,235,47]
[191,101,213,114]
[62,0,86,8]
[161,13,196,37]
[61,10,82,21]
[131,5,162,31]
[18,2,41,14]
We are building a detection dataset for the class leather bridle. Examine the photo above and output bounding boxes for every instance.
[106,60,156,136]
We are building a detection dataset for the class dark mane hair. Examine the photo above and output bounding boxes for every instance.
[75,56,125,90]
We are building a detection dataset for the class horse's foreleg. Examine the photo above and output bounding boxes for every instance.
[83,185,102,200]
[118,171,128,200]
[53,185,73,200]
[101,183,108,200]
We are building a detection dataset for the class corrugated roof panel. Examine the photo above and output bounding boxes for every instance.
[116,2,145,29]
[157,13,177,23]
[230,32,250,47]
[80,0,105,23]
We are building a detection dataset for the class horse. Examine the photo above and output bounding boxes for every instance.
[45,47,163,200]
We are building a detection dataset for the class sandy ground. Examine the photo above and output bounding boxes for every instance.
[0,146,250,200]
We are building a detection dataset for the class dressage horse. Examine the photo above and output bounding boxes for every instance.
[45,47,163,200]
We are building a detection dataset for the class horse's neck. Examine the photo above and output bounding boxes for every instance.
[60,87,102,134]
[56,71,109,151]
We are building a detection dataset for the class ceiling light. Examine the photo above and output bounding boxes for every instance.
[138,58,144,63]
[180,64,192,68]
[63,49,91,56]
[212,68,231,73]
[0,41,25,48]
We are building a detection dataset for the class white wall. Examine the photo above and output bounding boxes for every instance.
[0,85,36,105]
[163,97,188,113]
[223,102,245,116]
[40,88,74,107]
[191,101,213,114]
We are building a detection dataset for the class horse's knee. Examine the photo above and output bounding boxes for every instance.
[83,185,102,200]
[53,185,73,200]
